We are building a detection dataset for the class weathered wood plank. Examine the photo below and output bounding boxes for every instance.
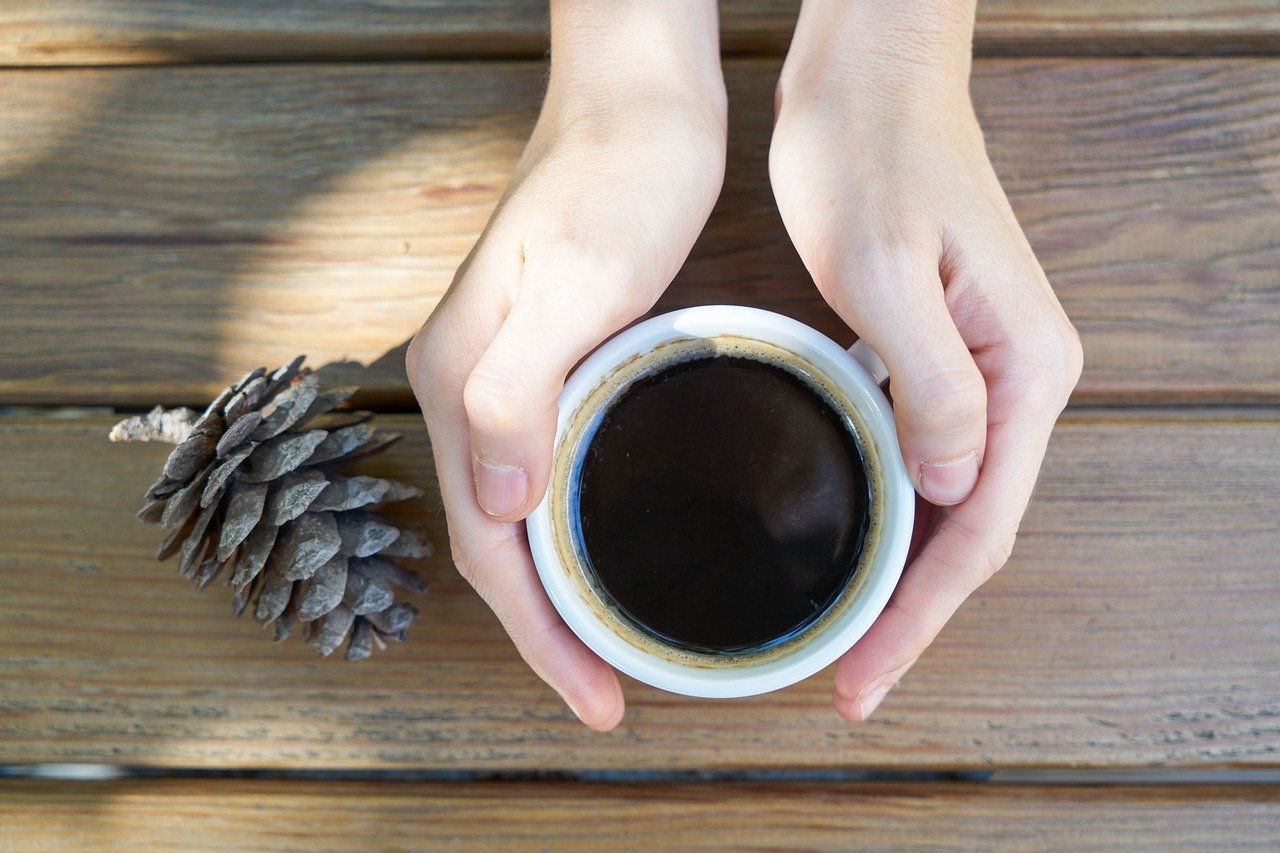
[2,1,1278,65]
[1,59,1277,407]
[0,412,1275,769]
[1,780,1277,850]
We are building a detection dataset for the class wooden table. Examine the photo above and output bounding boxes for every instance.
[1,2,1278,848]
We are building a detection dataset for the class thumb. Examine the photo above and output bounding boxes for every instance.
[463,286,627,521]
[836,255,987,506]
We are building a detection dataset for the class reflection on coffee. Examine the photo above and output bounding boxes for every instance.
[573,351,871,655]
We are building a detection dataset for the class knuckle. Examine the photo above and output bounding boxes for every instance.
[450,530,523,615]
[938,515,1017,589]
[404,330,428,391]
[593,281,650,330]
[405,320,450,402]
[463,361,527,438]
[983,533,1017,581]
[524,238,651,328]
[908,366,988,434]
[557,110,623,151]
[1020,317,1084,405]
[822,235,935,323]
[533,235,632,288]
[450,538,483,590]
[838,238,923,290]
[1059,322,1085,391]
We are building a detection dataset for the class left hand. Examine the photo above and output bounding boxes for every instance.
[406,0,727,730]
[768,0,1084,721]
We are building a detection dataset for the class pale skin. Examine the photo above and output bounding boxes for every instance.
[406,0,1084,729]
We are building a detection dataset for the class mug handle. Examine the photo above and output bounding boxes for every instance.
[848,339,890,387]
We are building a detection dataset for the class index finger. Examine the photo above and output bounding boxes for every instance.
[424,399,625,732]
[831,390,1063,721]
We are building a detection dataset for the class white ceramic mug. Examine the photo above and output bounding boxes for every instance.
[526,305,914,698]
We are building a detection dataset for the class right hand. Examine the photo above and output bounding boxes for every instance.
[405,1,726,731]
[767,0,1083,721]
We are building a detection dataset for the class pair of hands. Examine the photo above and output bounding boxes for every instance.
[406,1,1082,730]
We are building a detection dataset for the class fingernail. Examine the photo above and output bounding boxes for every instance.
[858,683,893,720]
[474,458,528,517]
[919,451,980,505]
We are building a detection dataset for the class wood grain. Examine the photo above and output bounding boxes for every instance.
[0,412,1276,770]
[1,59,1278,407]
[1,780,1278,850]
[2,1,1279,65]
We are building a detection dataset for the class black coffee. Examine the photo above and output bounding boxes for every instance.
[573,352,871,655]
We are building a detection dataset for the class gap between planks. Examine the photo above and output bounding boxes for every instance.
[2,1,1280,65]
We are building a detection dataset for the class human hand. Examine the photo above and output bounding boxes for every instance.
[768,1,1084,721]
[406,1,726,730]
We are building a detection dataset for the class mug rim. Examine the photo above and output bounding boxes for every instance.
[526,305,914,698]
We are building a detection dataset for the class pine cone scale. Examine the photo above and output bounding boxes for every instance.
[344,570,394,615]
[336,511,399,559]
[216,410,263,457]
[311,474,388,513]
[296,555,348,622]
[353,555,428,594]
[307,423,373,467]
[303,410,372,432]
[252,374,320,441]
[279,512,342,581]
[231,521,277,591]
[178,500,218,577]
[160,468,208,530]
[202,445,252,507]
[218,481,269,562]
[164,426,219,482]
[255,560,294,623]
[263,469,329,527]
[240,430,327,483]
[225,377,267,423]
[315,604,356,656]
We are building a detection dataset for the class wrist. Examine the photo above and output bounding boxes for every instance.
[547,0,725,115]
[781,0,975,107]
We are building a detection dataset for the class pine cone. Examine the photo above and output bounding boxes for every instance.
[109,356,431,661]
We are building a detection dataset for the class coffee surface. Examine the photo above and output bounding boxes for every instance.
[575,354,870,654]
